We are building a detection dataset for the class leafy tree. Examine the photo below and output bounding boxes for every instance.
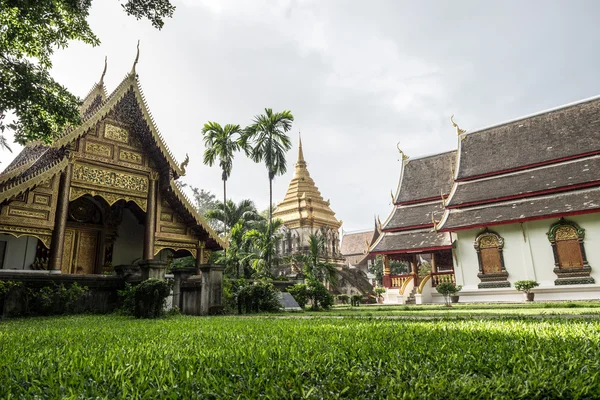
[214,221,252,278]
[205,199,263,235]
[190,187,218,216]
[243,109,294,227]
[0,0,175,145]
[244,219,284,278]
[292,233,338,286]
[202,122,243,232]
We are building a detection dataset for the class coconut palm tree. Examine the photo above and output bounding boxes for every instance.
[243,109,294,227]
[205,199,264,235]
[201,122,243,232]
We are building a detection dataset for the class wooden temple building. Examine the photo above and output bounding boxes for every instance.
[0,53,225,313]
[372,97,600,303]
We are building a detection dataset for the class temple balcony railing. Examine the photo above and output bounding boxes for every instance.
[384,273,415,289]
[431,271,455,287]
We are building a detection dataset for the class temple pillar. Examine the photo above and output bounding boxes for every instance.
[143,174,158,261]
[382,255,391,288]
[199,264,224,315]
[411,255,418,275]
[431,252,437,273]
[48,163,73,273]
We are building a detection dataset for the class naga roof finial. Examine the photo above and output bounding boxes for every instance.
[99,56,107,85]
[396,142,409,161]
[130,40,140,75]
[180,153,190,176]
[451,115,466,135]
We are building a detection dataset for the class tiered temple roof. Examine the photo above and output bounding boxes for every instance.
[438,96,600,231]
[0,56,225,250]
[341,224,379,266]
[272,136,342,230]
[370,150,456,255]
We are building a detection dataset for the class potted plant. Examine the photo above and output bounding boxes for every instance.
[436,282,461,307]
[514,280,539,302]
[450,285,463,304]
[374,286,386,303]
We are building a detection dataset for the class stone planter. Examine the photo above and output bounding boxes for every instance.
[450,295,460,304]
[525,292,535,302]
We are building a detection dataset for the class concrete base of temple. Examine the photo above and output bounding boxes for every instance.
[139,260,168,280]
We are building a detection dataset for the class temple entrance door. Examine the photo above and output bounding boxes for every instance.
[61,227,100,274]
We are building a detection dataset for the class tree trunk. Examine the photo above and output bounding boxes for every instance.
[268,177,273,271]
[223,178,227,256]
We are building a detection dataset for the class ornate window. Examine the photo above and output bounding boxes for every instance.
[547,219,594,285]
[474,230,510,288]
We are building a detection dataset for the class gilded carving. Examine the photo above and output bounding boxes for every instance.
[33,194,50,205]
[72,163,148,193]
[161,226,187,234]
[104,124,129,143]
[119,149,143,164]
[154,240,197,258]
[8,208,47,220]
[69,187,147,212]
[85,141,112,157]
[160,212,172,222]
[479,235,500,249]
[555,225,579,241]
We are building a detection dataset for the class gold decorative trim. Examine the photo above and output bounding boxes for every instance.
[119,149,143,164]
[8,208,47,220]
[33,194,50,205]
[161,226,187,234]
[555,225,579,241]
[69,186,147,212]
[0,226,52,248]
[400,275,414,295]
[0,157,69,204]
[72,162,148,193]
[104,123,129,143]
[85,141,112,157]
[416,273,431,294]
[160,212,172,222]
[154,239,198,258]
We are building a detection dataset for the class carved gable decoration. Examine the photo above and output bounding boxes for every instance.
[104,123,129,143]
[547,219,593,285]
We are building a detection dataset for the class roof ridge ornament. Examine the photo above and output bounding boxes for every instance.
[396,142,409,161]
[180,153,189,176]
[451,115,466,135]
[99,56,107,85]
[130,40,140,75]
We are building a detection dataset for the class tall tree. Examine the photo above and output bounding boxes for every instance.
[202,122,243,233]
[243,109,294,227]
[205,199,264,235]
[244,219,284,278]
[0,0,175,145]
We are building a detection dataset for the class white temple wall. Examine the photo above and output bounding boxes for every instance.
[0,234,38,270]
[113,208,144,266]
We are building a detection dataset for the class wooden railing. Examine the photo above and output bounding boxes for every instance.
[431,271,455,287]
[387,273,414,289]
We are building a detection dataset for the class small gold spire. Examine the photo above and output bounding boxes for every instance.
[431,214,438,232]
[99,56,107,85]
[297,132,305,165]
[130,40,140,75]
[390,190,394,203]
[440,188,446,206]
[396,142,409,161]
[451,115,466,135]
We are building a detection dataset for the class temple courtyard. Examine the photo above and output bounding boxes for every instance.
[1,306,599,399]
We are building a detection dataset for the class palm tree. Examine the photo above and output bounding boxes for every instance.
[243,109,294,227]
[244,219,284,278]
[205,199,264,235]
[201,122,243,232]
[293,233,338,286]
[214,221,249,278]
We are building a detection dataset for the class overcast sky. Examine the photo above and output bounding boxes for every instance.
[3,0,600,232]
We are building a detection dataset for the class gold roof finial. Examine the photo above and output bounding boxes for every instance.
[130,40,140,75]
[390,190,394,203]
[396,142,409,161]
[431,214,438,232]
[451,115,466,135]
[99,56,107,85]
[180,153,189,176]
[298,132,305,164]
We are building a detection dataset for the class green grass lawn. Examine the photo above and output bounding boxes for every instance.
[1,314,599,398]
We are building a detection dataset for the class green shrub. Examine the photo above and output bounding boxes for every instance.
[514,280,539,293]
[236,280,282,314]
[337,294,350,305]
[134,279,171,319]
[24,283,88,316]
[306,279,333,311]
[117,283,136,316]
[288,284,309,308]
[351,294,363,307]
[436,282,462,307]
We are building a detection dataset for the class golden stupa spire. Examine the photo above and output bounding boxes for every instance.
[272,133,341,229]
